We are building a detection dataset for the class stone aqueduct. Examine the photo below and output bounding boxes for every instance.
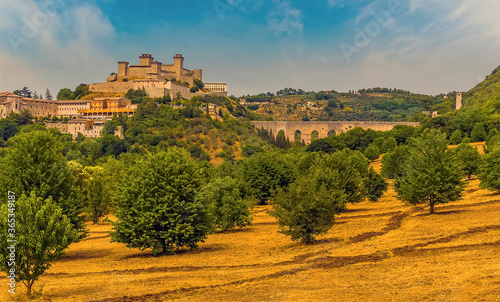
[251,121,421,144]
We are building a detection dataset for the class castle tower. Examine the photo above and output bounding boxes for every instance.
[139,54,153,66]
[456,92,462,110]
[173,54,184,79]
[117,61,129,80]
[193,69,202,81]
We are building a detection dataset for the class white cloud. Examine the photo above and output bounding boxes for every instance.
[330,0,500,94]
[0,0,116,94]
[267,0,303,36]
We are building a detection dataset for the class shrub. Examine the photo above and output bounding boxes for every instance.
[363,167,388,201]
[198,177,252,232]
[478,142,500,192]
[269,169,345,244]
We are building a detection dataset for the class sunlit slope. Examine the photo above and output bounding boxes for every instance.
[463,65,500,110]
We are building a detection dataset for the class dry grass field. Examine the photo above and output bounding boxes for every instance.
[3,157,500,302]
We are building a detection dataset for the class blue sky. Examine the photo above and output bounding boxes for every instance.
[1,0,499,97]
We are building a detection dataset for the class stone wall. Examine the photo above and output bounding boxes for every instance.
[89,82,134,93]
[251,121,421,144]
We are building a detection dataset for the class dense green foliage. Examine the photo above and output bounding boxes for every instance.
[478,142,500,192]
[471,123,487,142]
[0,193,78,296]
[381,137,397,153]
[239,151,297,204]
[110,148,212,255]
[394,130,466,214]
[363,167,389,202]
[450,129,462,145]
[198,177,252,232]
[381,145,412,179]
[56,84,89,100]
[364,144,381,162]
[85,169,110,224]
[453,143,481,180]
[269,167,345,244]
[0,131,87,235]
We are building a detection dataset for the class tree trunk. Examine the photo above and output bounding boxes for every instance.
[429,202,435,214]
[27,281,32,297]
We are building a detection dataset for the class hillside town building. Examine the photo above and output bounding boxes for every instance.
[0,91,133,139]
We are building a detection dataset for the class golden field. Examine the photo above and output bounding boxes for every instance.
[2,157,500,302]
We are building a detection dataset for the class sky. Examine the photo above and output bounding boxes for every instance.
[0,0,499,97]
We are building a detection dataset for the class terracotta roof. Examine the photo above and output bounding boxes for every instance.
[0,91,21,98]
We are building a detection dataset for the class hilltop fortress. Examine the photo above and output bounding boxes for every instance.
[89,53,227,98]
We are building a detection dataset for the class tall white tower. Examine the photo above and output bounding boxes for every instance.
[456,92,462,110]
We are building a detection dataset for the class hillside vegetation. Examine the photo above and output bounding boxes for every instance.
[244,88,445,122]
[463,65,500,110]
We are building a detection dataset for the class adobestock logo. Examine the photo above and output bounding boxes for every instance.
[8,0,66,54]
[340,0,404,64]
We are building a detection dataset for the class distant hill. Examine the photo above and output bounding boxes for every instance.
[243,88,437,122]
[463,65,500,110]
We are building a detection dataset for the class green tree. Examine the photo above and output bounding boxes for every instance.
[0,193,78,297]
[299,149,369,205]
[99,134,128,157]
[198,177,252,232]
[363,167,388,201]
[487,128,500,142]
[7,109,34,126]
[478,142,500,192]
[389,125,415,145]
[395,129,466,214]
[57,88,73,100]
[101,120,118,136]
[471,123,487,142]
[70,84,89,100]
[485,134,500,153]
[0,119,19,141]
[454,143,481,180]
[0,131,86,235]
[111,148,212,255]
[86,170,110,224]
[381,145,412,179]
[381,137,397,153]
[364,144,381,162]
[450,129,462,145]
[239,152,296,204]
[269,169,345,244]
[194,79,204,90]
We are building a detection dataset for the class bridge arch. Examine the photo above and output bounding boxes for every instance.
[250,121,420,145]
[294,129,302,143]
[311,130,319,141]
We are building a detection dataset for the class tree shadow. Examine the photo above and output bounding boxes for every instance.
[415,209,466,217]
[214,227,254,234]
[121,243,227,260]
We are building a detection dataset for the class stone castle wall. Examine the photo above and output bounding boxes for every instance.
[89,82,134,93]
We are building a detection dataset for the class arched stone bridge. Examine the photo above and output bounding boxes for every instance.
[251,121,420,144]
